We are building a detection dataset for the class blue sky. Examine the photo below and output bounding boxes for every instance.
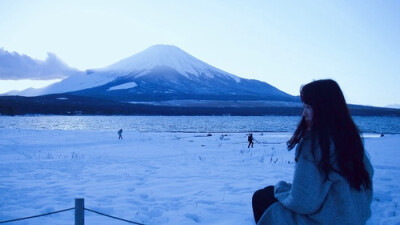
[0,0,399,107]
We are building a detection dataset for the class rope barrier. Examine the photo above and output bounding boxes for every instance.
[0,207,74,224]
[85,208,145,225]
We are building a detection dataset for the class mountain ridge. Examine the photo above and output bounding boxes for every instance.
[8,44,297,103]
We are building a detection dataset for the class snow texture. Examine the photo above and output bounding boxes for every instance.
[0,130,399,225]
[107,82,138,91]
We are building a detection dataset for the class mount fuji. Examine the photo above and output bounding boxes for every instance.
[3,45,400,116]
[13,45,297,103]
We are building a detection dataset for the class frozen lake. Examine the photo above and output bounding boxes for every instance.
[1,115,399,134]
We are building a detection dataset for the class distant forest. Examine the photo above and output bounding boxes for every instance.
[1,95,400,116]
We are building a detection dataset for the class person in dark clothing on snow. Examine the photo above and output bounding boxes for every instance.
[118,129,123,139]
[248,133,254,148]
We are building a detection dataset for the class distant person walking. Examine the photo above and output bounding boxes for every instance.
[118,129,123,139]
[248,133,254,148]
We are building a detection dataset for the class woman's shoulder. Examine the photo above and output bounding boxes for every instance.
[296,132,334,163]
[295,133,316,162]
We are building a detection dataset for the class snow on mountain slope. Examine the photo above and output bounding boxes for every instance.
[6,71,111,96]
[108,82,138,91]
[102,45,241,82]
[45,71,119,93]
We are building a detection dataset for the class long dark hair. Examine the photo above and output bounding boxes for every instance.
[287,79,371,190]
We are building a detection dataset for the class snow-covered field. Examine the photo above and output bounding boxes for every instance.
[0,129,399,225]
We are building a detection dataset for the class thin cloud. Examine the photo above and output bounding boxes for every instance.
[0,48,77,80]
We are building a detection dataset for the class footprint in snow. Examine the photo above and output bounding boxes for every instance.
[185,213,201,223]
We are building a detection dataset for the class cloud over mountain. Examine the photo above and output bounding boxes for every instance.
[0,48,77,80]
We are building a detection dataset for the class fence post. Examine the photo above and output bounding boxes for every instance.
[75,198,84,225]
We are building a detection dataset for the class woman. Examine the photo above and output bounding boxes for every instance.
[252,79,373,225]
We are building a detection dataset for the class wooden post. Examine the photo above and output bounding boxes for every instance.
[75,198,84,225]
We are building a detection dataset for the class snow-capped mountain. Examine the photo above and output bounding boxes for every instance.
[10,45,297,102]
[103,45,241,82]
